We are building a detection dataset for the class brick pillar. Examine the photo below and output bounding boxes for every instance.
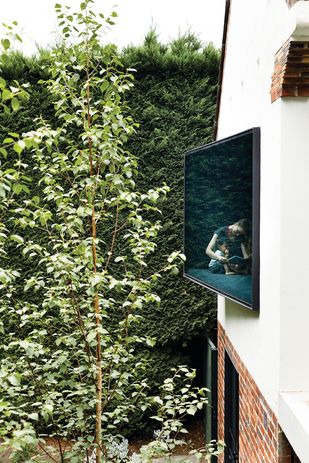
[217,322,280,462]
[271,40,309,102]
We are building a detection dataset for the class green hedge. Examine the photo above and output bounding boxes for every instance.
[0,34,220,436]
[122,32,219,346]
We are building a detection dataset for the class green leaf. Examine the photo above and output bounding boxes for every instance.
[11,97,20,111]
[90,274,102,286]
[13,140,25,154]
[8,373,21,386]
[0,76,6,89]
[100,81,109,93]
[12,183,22,194]
[10,234,24,244]
[146,338,156,347]
[150,416,163,422]
[10,86,19,94]
[1,53,9,66]
[1,38,10,50]
[43,403,54,414]
[2,88,12,101]
[18,139,26,149]
[23,138,34,149]
[187,405,197,415]
[0,147,7,158]
[86,331,97,343]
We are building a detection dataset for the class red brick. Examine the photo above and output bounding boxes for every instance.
[270,38,309,101]
[217,322,294,462]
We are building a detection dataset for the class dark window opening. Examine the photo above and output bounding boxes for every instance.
[224,351,239,463]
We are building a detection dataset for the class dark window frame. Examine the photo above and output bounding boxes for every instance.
[183,127,260,311]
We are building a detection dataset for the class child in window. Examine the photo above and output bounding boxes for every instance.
[208,239,234,274]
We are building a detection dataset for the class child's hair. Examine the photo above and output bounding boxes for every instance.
[217,238,227,248]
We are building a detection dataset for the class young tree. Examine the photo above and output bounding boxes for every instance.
[0,2,223,462]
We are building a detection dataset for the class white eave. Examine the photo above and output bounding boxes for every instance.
[289,1,309,39]
[279,391,309,463]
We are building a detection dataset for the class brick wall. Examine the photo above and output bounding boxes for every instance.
[217,322,296,463]
[271,40,309,103]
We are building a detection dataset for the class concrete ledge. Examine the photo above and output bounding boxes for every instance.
[279,391,309,463]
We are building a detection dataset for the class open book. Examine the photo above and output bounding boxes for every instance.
[227,256,252,274]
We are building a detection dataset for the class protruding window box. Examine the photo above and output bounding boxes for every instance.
[183,128,260,310]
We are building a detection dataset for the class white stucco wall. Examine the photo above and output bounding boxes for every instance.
[217,0,309,414]
[279,100,309,391]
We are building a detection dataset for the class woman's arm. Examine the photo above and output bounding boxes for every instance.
[206,234,226,262]
[241,242,249,259]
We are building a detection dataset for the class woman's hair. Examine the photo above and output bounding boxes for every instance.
[236,219,250,235]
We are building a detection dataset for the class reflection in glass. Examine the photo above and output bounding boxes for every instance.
[184,129,260,309]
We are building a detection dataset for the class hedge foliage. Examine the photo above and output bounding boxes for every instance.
[0,33,219,436]
[122,31,219,346]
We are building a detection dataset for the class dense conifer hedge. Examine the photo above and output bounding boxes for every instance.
[0,33,219,435]
[122,32,219,345]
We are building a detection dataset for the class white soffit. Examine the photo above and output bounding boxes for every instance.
[290,1,309,38]
[279,391,309,463]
